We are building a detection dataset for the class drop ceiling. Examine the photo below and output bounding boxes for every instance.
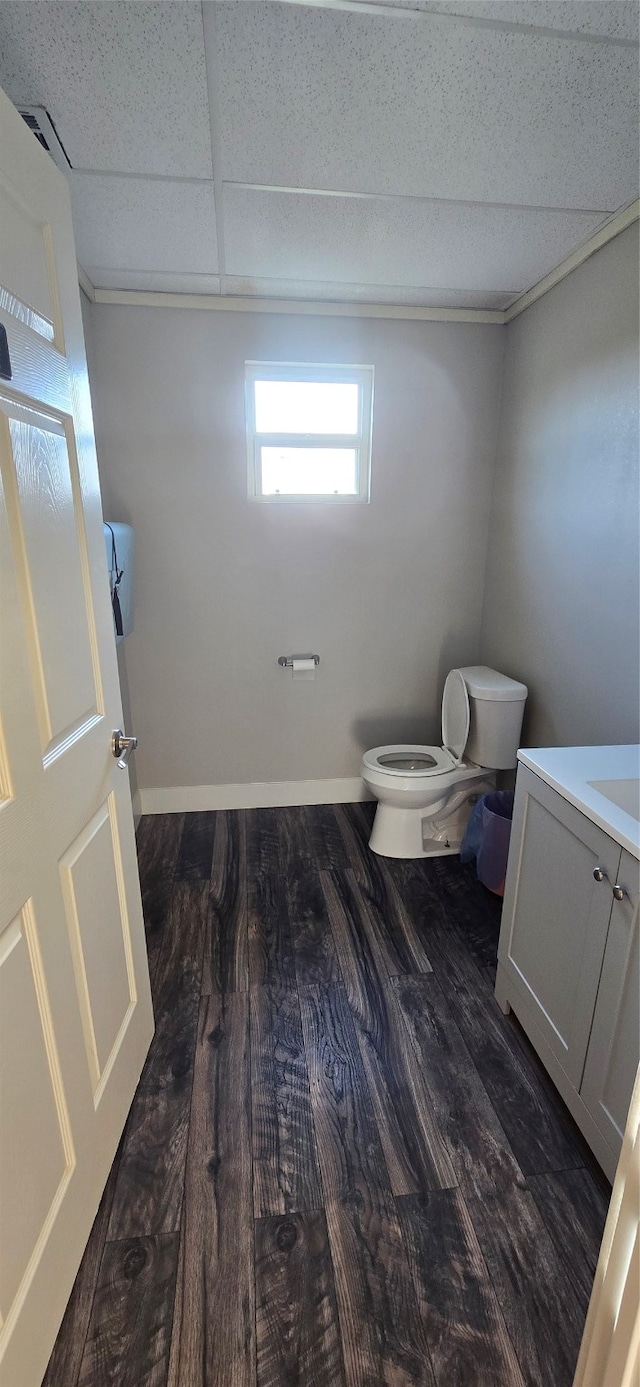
[0,0,637,310]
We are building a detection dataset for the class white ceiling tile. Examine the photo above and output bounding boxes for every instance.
[0,2,212,177]
[224,187,606,292]
[368,1,639,41]
[215,3,637,209]
[88,269,222,295]
[69,175,218,275]
[226,275,513,309]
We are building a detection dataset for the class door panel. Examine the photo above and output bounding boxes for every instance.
[499,765,620,1087]
[508,794,598,1038]
[60,797,136,1098]
[581,851,640,1158]
[2,404,100,753]
[0,173,56,333]
[0,85,154,1387]
[0,710,12,807]
[0,901,74,1328]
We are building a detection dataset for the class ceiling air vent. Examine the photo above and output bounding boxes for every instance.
[18,106,72,172]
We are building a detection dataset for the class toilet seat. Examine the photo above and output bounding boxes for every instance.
[441,668,470,763]
[362,744,458,777]
[363,671,472,782]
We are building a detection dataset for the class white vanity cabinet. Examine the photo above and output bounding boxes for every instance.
[580,848,639,1159]
[495,759,640,1182]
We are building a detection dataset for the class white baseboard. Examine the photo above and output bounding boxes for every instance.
[131,788,142,826]
[138,777,373,815]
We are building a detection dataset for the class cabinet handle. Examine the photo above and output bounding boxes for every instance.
[593,868,606,882]
[612,884,627,902]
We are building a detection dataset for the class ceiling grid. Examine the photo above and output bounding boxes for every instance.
[0,0,636,311]
[257,0,640,45]
[202,0,228,295]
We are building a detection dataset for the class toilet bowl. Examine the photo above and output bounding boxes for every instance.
[361,666,528,858]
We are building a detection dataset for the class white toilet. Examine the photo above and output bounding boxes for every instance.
[361,665,528,858]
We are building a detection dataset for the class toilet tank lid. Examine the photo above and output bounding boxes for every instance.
[457,666,528,702]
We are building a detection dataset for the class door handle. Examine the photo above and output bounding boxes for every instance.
[111,729,138,769]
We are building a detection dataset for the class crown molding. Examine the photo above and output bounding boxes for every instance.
[215,0,639,49]
[77,264,96,302]
[202,0,227,295]
[91,289,504,323]
[504,200,639,322]
[87,198,638,325]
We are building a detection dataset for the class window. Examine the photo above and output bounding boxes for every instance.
[245,362,374,502]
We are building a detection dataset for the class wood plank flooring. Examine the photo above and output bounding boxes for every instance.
[44,804,611,1387]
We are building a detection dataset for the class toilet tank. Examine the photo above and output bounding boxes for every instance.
[458,666,528,770]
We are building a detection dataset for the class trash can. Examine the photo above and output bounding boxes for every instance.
[460,791,514,896]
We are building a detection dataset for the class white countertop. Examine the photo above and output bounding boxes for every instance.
[517,745,640,861]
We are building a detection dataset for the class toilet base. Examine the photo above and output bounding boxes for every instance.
[367,779,495,859]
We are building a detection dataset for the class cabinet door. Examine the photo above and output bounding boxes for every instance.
[580,849,639,1163]
[498,765,620,1087]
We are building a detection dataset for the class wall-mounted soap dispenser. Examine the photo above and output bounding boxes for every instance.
[104,521,134,643]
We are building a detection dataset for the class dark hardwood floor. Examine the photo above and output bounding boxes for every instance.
[44,803,611,1387]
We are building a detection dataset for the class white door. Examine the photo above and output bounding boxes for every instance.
[0,87,154,1387]
[573,1064,640,1387]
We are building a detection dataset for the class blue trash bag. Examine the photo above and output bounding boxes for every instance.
[478,791,515,895]
[461,791,515,896]
[460,794,487,864]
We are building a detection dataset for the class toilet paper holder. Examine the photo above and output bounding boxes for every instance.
[278,654,320,668]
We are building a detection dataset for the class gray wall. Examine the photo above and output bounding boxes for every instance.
[82,288,139,805]
[90,306,504,790]
[480,223,640,747]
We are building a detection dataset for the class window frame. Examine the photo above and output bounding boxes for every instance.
[245,361,374,503]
